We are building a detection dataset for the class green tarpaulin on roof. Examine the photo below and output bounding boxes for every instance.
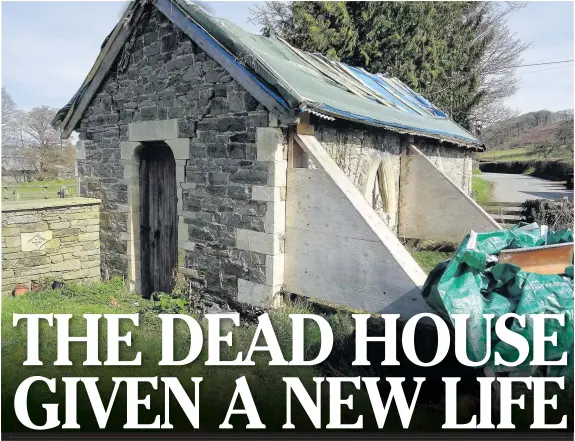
[54,0,484,148]
[172,0,482,146]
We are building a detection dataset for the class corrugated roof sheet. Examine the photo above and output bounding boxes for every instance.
[53,0,484,149]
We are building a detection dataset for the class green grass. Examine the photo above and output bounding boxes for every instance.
[3,278,415,432]
[3,278,571,431]
[1,279,325,430]
[406,239,456,274]
[472,174,491,204]
[478,147,531,162]
[409,249,451,273]
[1,178,76,201]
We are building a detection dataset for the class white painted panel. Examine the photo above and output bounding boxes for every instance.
[284,135,430,317]
[399,146,501,242]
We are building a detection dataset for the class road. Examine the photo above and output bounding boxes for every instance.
[480,173,573,203]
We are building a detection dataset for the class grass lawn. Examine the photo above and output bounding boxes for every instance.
[477,147,531,162]
[1,178,76,201]
[471,171,491,204]
[409,249,451,274]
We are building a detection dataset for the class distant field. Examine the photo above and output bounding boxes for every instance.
[1,179,76,201]
[478,146,572,163]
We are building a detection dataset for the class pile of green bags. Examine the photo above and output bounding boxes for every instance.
[422,223,573,376]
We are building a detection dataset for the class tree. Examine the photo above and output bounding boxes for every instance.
[468,3,529,133]
[2,94,75,181]
[22,106,75,179]
[557,118,574,148]
[2,88,27,180]
[2,88,21,150]
[250,2,528,131]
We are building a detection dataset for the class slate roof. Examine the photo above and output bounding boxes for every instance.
[53,0,484,149]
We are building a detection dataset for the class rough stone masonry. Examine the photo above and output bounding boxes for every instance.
[2,198,101,296]
[76,7,286,306]
[72,5,474,309]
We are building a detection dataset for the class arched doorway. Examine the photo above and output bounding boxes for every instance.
[139,143,178,298]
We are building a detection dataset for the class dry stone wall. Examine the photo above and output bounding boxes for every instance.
[2,198,101,296]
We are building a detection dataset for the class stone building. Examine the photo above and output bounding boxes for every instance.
[53,0,498,316]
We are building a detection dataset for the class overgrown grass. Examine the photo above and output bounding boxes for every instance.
[409,250,451,274]
[3,278,413,432]
[406,240,455,274]
[3,278,571,431]
[1,178,76,200]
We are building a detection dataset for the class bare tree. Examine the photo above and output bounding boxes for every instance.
[2,89,28,180]
[468,2,530,132]
[2,88,21,149]
[21,106,75,179]
[248,2,294,37]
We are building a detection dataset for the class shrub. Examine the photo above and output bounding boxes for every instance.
[521,198,574,230]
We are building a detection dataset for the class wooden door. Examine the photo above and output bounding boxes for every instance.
[139,143,178,298]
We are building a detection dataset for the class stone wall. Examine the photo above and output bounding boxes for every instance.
[2,198,101,296]
[417,141,473,195]
[76,6,285,305]
[313,121,402,231]
[314,119,474,232]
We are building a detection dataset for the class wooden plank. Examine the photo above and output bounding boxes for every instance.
[296,112,314,135]
[155,0,297,126]
[139,143,178,297]
[287,135,431,317]
[398,145,501,241]
[499,243,574,275]
[481,201,524,208]
[284,167,429,316]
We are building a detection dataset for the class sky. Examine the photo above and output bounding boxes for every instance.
[2,1,574,116]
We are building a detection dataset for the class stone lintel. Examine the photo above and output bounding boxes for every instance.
[128,119,179,142]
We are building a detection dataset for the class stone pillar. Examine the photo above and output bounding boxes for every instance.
[235,127,287,307]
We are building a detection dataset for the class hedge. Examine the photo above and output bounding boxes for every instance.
[479,160,573,182]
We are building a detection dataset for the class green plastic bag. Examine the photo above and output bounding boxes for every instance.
[421,224,574,375]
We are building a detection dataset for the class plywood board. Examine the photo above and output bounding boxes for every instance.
[285,135,431,317]
[499,243,573,275]
[399,146,501,242]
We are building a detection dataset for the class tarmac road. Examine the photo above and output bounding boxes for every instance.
[480,173,573,203]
